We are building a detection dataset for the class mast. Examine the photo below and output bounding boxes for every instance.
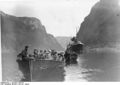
[75,25,79,38]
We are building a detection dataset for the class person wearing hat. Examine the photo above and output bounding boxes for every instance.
[18,45,29,60]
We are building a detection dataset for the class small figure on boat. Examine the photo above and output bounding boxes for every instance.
[64,50,71,65]
[33,49,39,59]
[17,45,29,60]
[17,44,80,63]
[64,37,84,65]
[51,50,57,60]
[43,50,47,59]
[38,50,43,59]
[57,51,65,61]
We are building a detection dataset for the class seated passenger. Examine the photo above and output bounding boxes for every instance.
[51,50,57,61]
[38,50,43,59]
[33,49,39,59]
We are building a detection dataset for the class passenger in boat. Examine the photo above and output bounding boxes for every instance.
[71,37,78,44]
[17,45,29,60]
[33,49,39,59]
[28,54,35,60]
[45,50,50,59]
[46,49,52,60]
[58,52,65,61]
[43,50,47,59]
[51,50,57,60]
[38,50,43,59]
[64,49,71,65]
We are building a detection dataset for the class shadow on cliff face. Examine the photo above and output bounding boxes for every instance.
[1,13,24,81]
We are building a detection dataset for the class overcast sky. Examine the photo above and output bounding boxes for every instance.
[0,0,100,37]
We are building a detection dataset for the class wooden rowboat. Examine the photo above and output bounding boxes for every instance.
[17,58,65,81]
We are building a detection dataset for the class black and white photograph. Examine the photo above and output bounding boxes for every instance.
[1,0,120,82]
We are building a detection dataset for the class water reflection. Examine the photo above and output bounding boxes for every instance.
[81,51,120,81]
[17,50,120,82]
[64,63,87,82]
[64,50,120,81]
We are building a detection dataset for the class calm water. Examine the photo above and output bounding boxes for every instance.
[64,51,120,81]
[3,49,120,81]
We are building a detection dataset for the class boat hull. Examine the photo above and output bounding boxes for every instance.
[17,59,65,81]
[30,60,65,81]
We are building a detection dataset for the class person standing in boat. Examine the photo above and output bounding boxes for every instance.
[71,37,78,44]
[17,45,29,60]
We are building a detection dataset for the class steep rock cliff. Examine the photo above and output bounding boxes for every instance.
[77,0,120,47]
[1,11,63,81]
[1,11,63,53]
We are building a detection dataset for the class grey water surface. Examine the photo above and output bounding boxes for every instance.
[16,50,120,82]
[64,51,120,82]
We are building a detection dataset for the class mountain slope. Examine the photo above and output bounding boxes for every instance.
[77,0,120,47]
[1,11,63,81]
[56,36,71,50]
